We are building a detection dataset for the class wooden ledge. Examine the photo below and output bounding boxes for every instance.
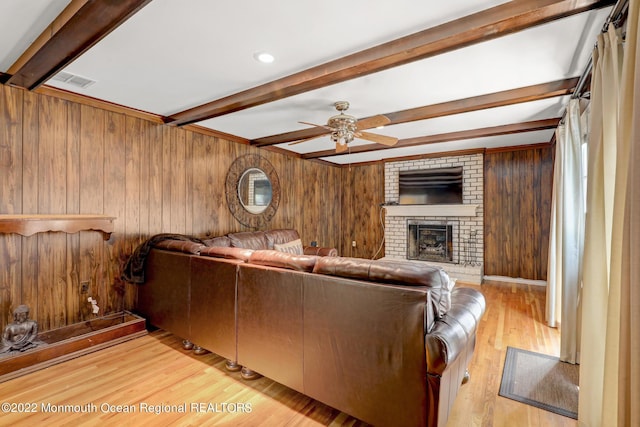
[0,311,146,383]
[0,214,116,240]
[384,204,479,217]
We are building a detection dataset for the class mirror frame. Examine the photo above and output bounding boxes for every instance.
[225,154,280,228]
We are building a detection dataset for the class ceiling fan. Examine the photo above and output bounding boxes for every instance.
[290,101,398,153]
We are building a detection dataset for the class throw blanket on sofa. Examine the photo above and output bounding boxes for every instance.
[121,233,205,284]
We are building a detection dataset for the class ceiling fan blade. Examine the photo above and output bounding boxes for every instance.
[298,121,334,131]
[335,142,348,153]
[356,115,391,130]
[357,131,398,146]
[289,134,327,145]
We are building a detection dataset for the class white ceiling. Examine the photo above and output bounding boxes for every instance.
[0,0,71,71]
[1,0,612,165]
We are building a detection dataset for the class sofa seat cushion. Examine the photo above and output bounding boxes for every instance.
[199,246,254,261]
[249,250,319,272]
[313,257,455,318]
[228,231,269,250]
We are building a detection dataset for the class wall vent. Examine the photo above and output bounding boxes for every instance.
[51,71,96,89]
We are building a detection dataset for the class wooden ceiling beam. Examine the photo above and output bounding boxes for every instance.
[302,118,561,159]
[3,0,151,90]
[165,0,613,126]
[253,78,577,147]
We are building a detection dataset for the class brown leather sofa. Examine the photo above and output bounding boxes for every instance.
[134,229,485,427]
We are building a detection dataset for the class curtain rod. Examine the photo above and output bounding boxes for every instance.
[571,0,629,99]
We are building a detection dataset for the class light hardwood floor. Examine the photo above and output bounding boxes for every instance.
[447,281,576,427]
[0,281,576,427]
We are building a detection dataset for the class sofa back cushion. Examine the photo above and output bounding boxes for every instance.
[248,250,318,272]
[264,229,301,249]
[228,231,269,250]
[313,256,455,318]
[202,236,231,247]
[227,229,303,251]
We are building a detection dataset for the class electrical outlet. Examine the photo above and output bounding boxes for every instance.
[352,240,357,248]
[80,281,89,293]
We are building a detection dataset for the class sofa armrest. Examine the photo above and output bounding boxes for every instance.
[425,287,485,376]
[303,246,338,257]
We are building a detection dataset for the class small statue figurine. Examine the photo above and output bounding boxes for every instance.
[1,304,40,353]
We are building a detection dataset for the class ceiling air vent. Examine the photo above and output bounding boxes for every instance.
[51,71,96,89]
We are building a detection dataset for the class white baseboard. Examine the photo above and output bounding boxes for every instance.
[483,275,547,286]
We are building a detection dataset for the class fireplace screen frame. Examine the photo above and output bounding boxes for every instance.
[406,220,458,263]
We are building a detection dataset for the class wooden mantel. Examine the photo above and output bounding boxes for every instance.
[0,214,116,240]
[384,204,479,217]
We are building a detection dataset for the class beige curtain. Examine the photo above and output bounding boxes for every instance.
[546,99,585,364]
[546,141,562,329]
[579,1,640,423]
[602,0,640,423]
[579,24,622,426]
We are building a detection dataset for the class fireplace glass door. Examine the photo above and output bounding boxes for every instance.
[407,222,454,263]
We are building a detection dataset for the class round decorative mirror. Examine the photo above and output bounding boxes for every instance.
[225,154,280,228]
[237,168,272,214]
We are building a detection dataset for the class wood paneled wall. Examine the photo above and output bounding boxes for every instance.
[0,81,553,333]
[339,163,385,259]
[484,146,554,280]
[0,84,347,332]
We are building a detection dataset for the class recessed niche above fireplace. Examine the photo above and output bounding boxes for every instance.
[398,166,463,205]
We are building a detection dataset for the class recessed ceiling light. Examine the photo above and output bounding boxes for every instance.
[254,51,275,64]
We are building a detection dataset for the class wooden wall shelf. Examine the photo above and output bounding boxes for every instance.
[0,214,116,240]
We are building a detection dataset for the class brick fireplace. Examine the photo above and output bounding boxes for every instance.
[383,153,484,284]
